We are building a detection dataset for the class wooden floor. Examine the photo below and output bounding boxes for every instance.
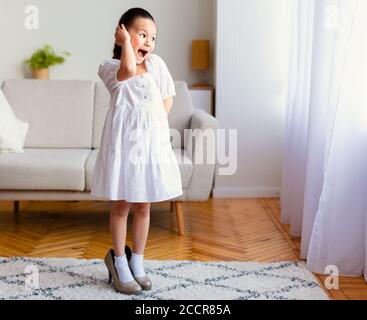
[0,198,366,300]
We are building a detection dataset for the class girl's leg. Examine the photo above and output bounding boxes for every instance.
[131,202,151,254]
[129,202,151,278]
[110,200,131,256]
[110,200,137,283]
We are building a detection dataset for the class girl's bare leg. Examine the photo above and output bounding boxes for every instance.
[131,202,151,254]
[110,200,131,256]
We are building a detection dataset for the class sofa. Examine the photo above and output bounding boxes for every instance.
[0,79,219,235]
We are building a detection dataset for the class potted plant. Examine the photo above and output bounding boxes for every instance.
[24,44,70,79]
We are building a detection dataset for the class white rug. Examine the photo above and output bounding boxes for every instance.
[0,257,329,300]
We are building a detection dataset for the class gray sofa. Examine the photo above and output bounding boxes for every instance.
[0,79,218,235]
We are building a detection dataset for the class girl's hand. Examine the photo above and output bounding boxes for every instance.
[115,24,131,45]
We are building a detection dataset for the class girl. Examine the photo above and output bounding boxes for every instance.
[91,8,183,295]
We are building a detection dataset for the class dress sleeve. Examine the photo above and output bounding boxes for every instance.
[98,59,125,95]
[157,56,176,100]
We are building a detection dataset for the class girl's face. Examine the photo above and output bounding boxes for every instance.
[128,17,157,65]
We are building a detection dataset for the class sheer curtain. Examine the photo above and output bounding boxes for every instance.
[281,0,367,280]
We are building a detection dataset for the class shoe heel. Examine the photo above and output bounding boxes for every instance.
[108,270,112,284]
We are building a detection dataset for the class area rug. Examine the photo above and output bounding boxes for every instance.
[0,257,329,300]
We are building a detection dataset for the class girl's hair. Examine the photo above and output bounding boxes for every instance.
[113,7,155,59]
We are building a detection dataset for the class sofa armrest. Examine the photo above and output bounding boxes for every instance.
[184,109,219,201]
[189,109,219,131]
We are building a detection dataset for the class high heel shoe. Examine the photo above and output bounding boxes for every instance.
[125,245,152,291]
[104,248,143,295]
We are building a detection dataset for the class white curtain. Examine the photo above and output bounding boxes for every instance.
[281,0,367,280]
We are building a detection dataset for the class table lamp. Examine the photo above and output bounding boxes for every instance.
[191,40,210,87]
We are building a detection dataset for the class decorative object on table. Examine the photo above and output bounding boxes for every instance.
[191,40,210,87]
[0,89,29,153]
[189,85,215,116]
[24,44,70,80]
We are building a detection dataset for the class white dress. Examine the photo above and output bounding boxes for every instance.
[91,53,183,202]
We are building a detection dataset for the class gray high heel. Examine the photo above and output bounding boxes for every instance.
[125,245,152,291]
[104,248,143,295]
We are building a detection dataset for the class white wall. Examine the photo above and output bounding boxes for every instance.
[0,0,214,85]
[213,0,291,198]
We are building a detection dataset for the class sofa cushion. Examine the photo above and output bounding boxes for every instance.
[85,149,98,190]
[0,148,90,191]
[173,147,193,188]
[93,80,194,150]
[1,80,94,148]
[85,147,193,191]
[93,81,110,149]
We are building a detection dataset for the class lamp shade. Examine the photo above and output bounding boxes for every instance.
[191,40,210,70]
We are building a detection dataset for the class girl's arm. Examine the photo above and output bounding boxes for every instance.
[163,97,173,115]
[115,25,136,81]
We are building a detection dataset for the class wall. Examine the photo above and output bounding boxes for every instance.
[0,0,214,85]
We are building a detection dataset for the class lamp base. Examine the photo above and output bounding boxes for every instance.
[193,70,211,88]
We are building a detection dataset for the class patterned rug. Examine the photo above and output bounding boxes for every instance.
[0,257,329,300]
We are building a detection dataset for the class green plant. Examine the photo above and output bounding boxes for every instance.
[24,44,70,70]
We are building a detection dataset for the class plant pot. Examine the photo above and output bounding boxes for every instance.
[32,68,49,80]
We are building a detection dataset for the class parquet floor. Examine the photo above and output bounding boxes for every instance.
[0,198,366,299]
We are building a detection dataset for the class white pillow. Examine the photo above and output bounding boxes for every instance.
[0,89,29,153]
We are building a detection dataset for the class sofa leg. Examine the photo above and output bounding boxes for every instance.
[14,201,20,221]
[174,201,185,236]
